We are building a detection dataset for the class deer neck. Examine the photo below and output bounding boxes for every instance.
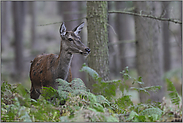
[56,40,73,80]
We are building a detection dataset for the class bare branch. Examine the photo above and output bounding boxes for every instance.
[38,10,181,27]
[108,10,182,24]
[37,17,86,26]
[108,40,136,46]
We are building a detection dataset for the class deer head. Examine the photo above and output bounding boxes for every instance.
[59,22,90,55]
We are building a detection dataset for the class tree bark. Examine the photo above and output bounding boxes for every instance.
[116,1,128,71]
[1,1,11,52]
[178,2,182,66]
[134,1,165,103]
[162,2,171,72]
[87,1,110,93]
[12,1,26,80]
[108,1,119,78]
[30,1,37,51]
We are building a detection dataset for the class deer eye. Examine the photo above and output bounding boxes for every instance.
[68,38,73,41]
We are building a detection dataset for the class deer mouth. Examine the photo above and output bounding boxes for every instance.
[79,49,90,56]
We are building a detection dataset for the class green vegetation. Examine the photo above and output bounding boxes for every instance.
[1,64,182,122]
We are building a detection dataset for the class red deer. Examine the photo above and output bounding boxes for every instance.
[30,22,90,100]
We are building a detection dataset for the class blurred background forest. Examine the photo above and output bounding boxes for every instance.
[1,1,182,103]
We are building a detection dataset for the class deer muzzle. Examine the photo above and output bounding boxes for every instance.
[79,48,91,55]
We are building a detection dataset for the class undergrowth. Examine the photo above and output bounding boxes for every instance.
[1,64,182,122]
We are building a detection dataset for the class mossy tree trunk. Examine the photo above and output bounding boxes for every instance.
[87,1,110,93]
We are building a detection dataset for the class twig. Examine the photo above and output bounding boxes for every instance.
[106,23,117,36]
[108,11,182,24]
[37,17,86,26]
[38,10,182,26]
[108,40,136,46]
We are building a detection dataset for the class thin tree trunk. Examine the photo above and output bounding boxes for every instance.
[162,2,171,72]
[1,1,11,52]
[116,1,128,71]
[134,1,165,103]
[108,1,119,78]
[12,2,26,80]
[178,2,182,66]
[30,1,37,51]
[87,1,110,93]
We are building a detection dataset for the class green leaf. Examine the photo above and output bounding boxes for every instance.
[116,95,133,110]
[101,79,121,83]
[166,78,180,106]
[106,115,119,122]
[16,84,29,98]
[136,115,146,122]
[56,79,72,92]
[132,77,144,85]
[60,116,69,122]
[127,111,138,121]
[70,78,89,97]
[56,79,72,100]
[80,63,100,81]
[151,114,159,121]
[88,92,97,104]
[92,103,104,112]
[143,86,161,91]
[41,86,58,100]
[130,87,149,95]
[19,106,32,122]
[72,90,88,97]
[87,107,97,112]
[139,107,162,120]
[71,78,87,91]
[96,95,110,106]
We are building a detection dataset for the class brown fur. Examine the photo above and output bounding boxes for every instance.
[30,53,73,100]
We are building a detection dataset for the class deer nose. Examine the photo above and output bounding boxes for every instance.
[85,48,91,53]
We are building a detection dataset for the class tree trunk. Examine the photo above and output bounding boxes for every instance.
[87,1,110,93]
[12,1,26,81]
[1,1,11,52]
[116,1,129,71]
[134,1,165,103]
[108,1,120,78]
[30,1,37,51]
[162,2,171,72]
[178,2,182,66]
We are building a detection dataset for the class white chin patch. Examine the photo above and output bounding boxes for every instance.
[79,50,83,53]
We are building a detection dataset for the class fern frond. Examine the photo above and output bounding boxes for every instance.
[80,63,100,81]
[166,79,180,106]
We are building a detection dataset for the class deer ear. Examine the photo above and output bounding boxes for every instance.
[60,23,66,36]
[72,22,84,36]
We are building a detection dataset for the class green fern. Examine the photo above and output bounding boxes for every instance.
[71,78,87,91]
[166,78,180,106]
[140,107,162,121]
[140,107,162,116]
[79,63,100,81]
[96,95,110,106]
